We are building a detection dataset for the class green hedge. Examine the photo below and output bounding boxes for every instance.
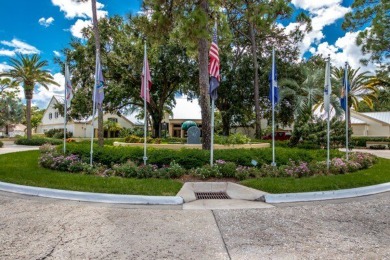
[351,137,390,147]
[63,143,344,169]
[15,137,63,146]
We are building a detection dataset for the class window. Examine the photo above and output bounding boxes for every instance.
[108,118,118,123]
[55,112,59,118]
[49,113,52,120]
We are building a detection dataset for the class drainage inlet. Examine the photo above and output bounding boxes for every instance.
[195,192,230,200]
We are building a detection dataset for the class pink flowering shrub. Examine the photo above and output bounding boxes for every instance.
[349,152,377,169]
[39,151,87,172]
[282,160,312,178]
[330,158,348,174]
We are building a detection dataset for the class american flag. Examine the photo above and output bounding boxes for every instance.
[141,46,152,103]
[209,22,220,100]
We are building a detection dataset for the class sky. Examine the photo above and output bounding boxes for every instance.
[0,0,376,110]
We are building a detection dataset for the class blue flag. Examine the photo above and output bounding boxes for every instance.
[268,50,278,106]
[95,58,104,109]
[340,65,349,111]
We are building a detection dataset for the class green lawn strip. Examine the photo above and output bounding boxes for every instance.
[241,158,390,193]
[0,151,182,196]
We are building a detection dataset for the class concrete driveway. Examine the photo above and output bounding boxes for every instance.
[0,191,388,259]
[0,140,39,155]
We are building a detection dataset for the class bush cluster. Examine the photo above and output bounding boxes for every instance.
[0,140,3,148]
[15,137,62,146]
[118,127,144,138]
[44,129,73,139]
[124,135,162,144]
[215,133,251,145]
[39,141,378,181]
[351,137,390,147]
[63,143,345,169]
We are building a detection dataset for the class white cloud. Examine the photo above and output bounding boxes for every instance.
[38,17,55,27]
[70,19,92,38]
[0,62,12,72]
[53,51,61,57]
[312,31,376,72]
[33,72,65,108]
[284,3,350,56]
[291,0,342,11]
[51,0,107,19]
[0,49,16,57]
[0,39,40,55]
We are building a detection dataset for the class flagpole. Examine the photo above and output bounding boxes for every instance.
[345,62,349,161]
[63,64,68,154]
[271,47,276,167]
[90,55,99,166]
[210,98,215,166]
[143,43,148,165]
[326,55,330,170]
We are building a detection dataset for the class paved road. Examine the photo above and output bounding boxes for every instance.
[0,141,39,155]
[0,191,388,259]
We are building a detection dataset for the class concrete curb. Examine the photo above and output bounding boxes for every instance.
[262,182,390,203]
[0,181,183,205]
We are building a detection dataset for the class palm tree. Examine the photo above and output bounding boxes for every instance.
[332,67,378,125]
[0,54,59,139]
[279,67,324,119]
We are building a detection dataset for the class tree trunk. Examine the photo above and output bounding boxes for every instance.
[249,22,262,139]
[221,113,230,136]
[24,89,33,140]
[198,0,211,150]
[91,0,104,147]
[98,108,104,146]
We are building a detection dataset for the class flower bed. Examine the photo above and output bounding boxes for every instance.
[38,144,377,181]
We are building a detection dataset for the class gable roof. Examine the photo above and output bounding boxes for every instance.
[360,112,390,125]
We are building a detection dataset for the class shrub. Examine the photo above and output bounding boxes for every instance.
[124,135,142,143]
[351,136,390,147]
[215,133,251,145]
[39,152,87,172]
[63,143,344,170]
[283,160,312,177]
[215,160,237,178]
[0,140,3,148]
[164,137,186,144]
[44,129,73,139]
[161,161,186,178]
[136,164,159,178]
[349,152,377,169]
[190,165,222,179]
[369,145,386,150]
[15,137,62,146]
[235,166,251,181]
[112,160,138,178]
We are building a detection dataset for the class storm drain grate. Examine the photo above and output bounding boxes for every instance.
[195,192,231,200]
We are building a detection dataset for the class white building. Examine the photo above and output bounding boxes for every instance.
[36,96,140,138]
[351,111,390,137]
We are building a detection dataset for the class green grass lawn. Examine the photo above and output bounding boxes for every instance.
[0,150,389,195]
[0,150,182,196]
[241,158,390,193]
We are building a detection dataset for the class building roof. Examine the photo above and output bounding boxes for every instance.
[360,112,390,125]
[351,116,366,125]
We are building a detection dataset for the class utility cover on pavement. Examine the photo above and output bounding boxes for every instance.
[195,192,231,200]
